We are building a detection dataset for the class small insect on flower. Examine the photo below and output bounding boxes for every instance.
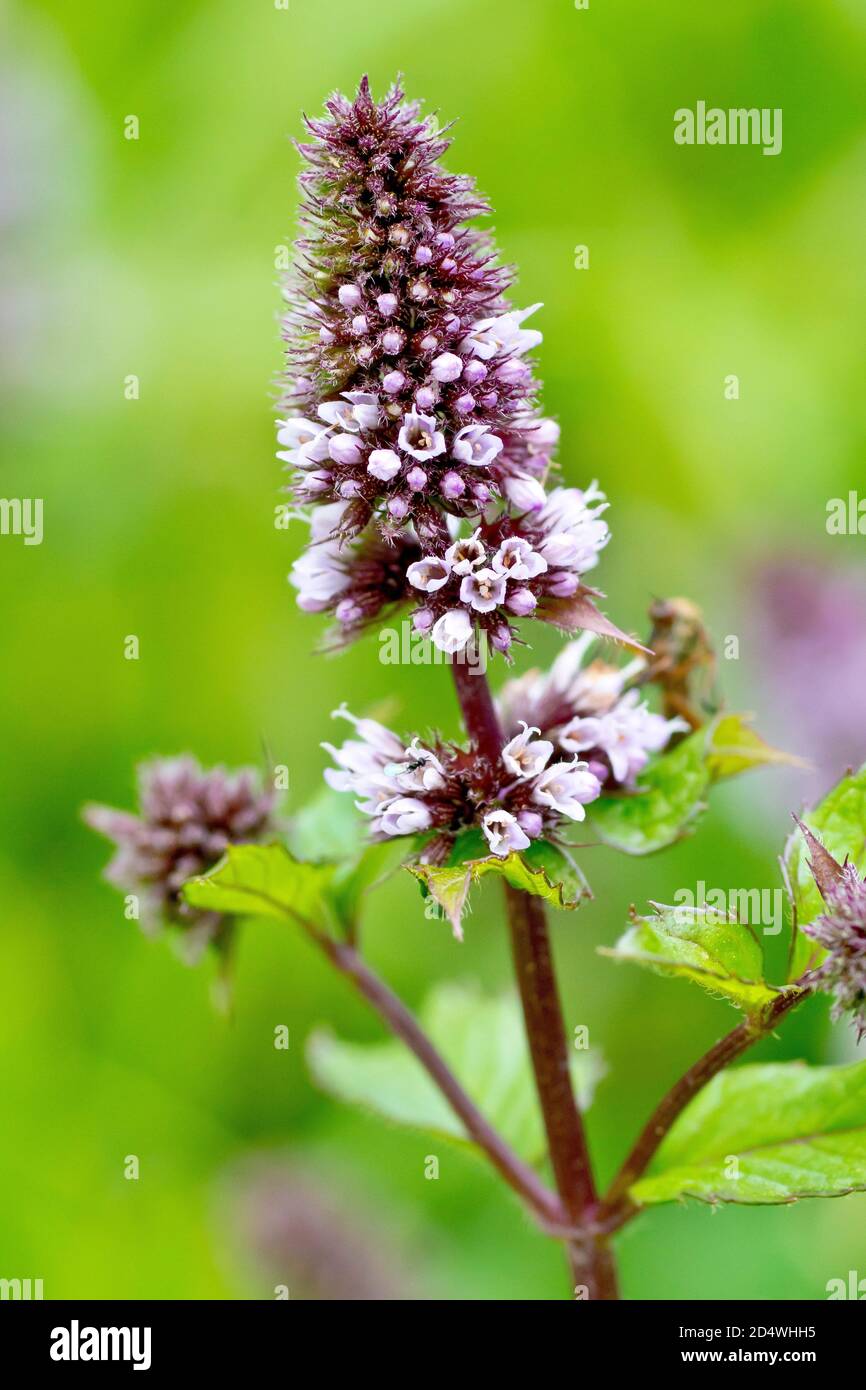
[83,758,277,953]
[795,818,866,1041]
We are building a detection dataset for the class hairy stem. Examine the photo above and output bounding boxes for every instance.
[451,657,619,1299]
[307,926,564,1228]
[601,986,807,1221]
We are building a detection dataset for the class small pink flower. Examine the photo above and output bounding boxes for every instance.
[382,328,406,355]
[452,424,503,468]
[502,722,553,780]
[504,473,546,512]
[398,410,446,461]
[406,466,427,491]
[492,537,547,580]
[367,449,402,481]
[338,284,362,309]
[379,797,433,836]
[441,472,465,499]
[531,760,601,821]
[506,587,537,616]
[407,557,452,593]
[382,371,405,394]
[432,352,463,383]
[460,567,507,613]
[431,608,473,653]
[328,434,364,467]
[376,292,398,316]
[445,530,486,575]
[482,809,530,858]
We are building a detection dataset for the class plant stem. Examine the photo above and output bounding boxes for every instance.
[450,657,619,1299]
[601,986,807,1221]
[306,925,564,1228]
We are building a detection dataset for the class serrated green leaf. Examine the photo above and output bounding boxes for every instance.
[631,1059,866,1206]
[587,714,792,856]
[183,842,337,929]
[587,725,710,855]
[602,903,782,1014]
[783,764,866,980]
[308,981,604,1166]
[406,837,590,937]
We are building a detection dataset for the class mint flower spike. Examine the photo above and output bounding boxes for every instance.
[277,75,557,539]
[796,817,866,1041]
[83,757,276,951]
[322,704,602,868]
[497,634,689,790]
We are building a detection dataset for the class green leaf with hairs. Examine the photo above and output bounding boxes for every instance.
[601,903,782,1015]
[783,763,866,981]
[183,842,338,928]
[308,981,604,1166]
[630,1059,866,1206]
[407,835,590,937]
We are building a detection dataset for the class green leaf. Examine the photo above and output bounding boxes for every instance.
[406,835,590,938]
[704,713,803,780]
[330,837,411,931]
[288,785,368,862]
[783,763,866,980]
[588,724,711,855]
[183,842,338,930]
[308,981,604,1166]
[601,903,782,1015]
[587,714,792,856]
[630,1059,866,1206]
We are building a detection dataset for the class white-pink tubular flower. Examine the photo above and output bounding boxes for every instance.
[535,484,610,573]
[561,690,689,786]
[459,568,507,613]
[503,473,547,513]
[501,723,554,780]
[492,537,548,580]
[460,303,544,360]
[451,424,504,468]
[482,809,531,858]
[430,608,473,653]
[378,798,433,836]
[398,410,446,461]
[407,557,452,593]
[531,760,602,821]
[445,530,486,574]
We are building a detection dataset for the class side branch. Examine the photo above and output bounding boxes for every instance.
[601,986,808,1221]
[308,926,565,1228]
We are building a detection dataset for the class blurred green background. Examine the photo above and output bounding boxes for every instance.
[2,0,865,1299]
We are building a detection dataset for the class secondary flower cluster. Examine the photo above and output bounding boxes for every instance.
[280,77,619,657]
[322,706,603,863]
[798,820,866,1041]
[84,758,276,943]
[497,633,689,790]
